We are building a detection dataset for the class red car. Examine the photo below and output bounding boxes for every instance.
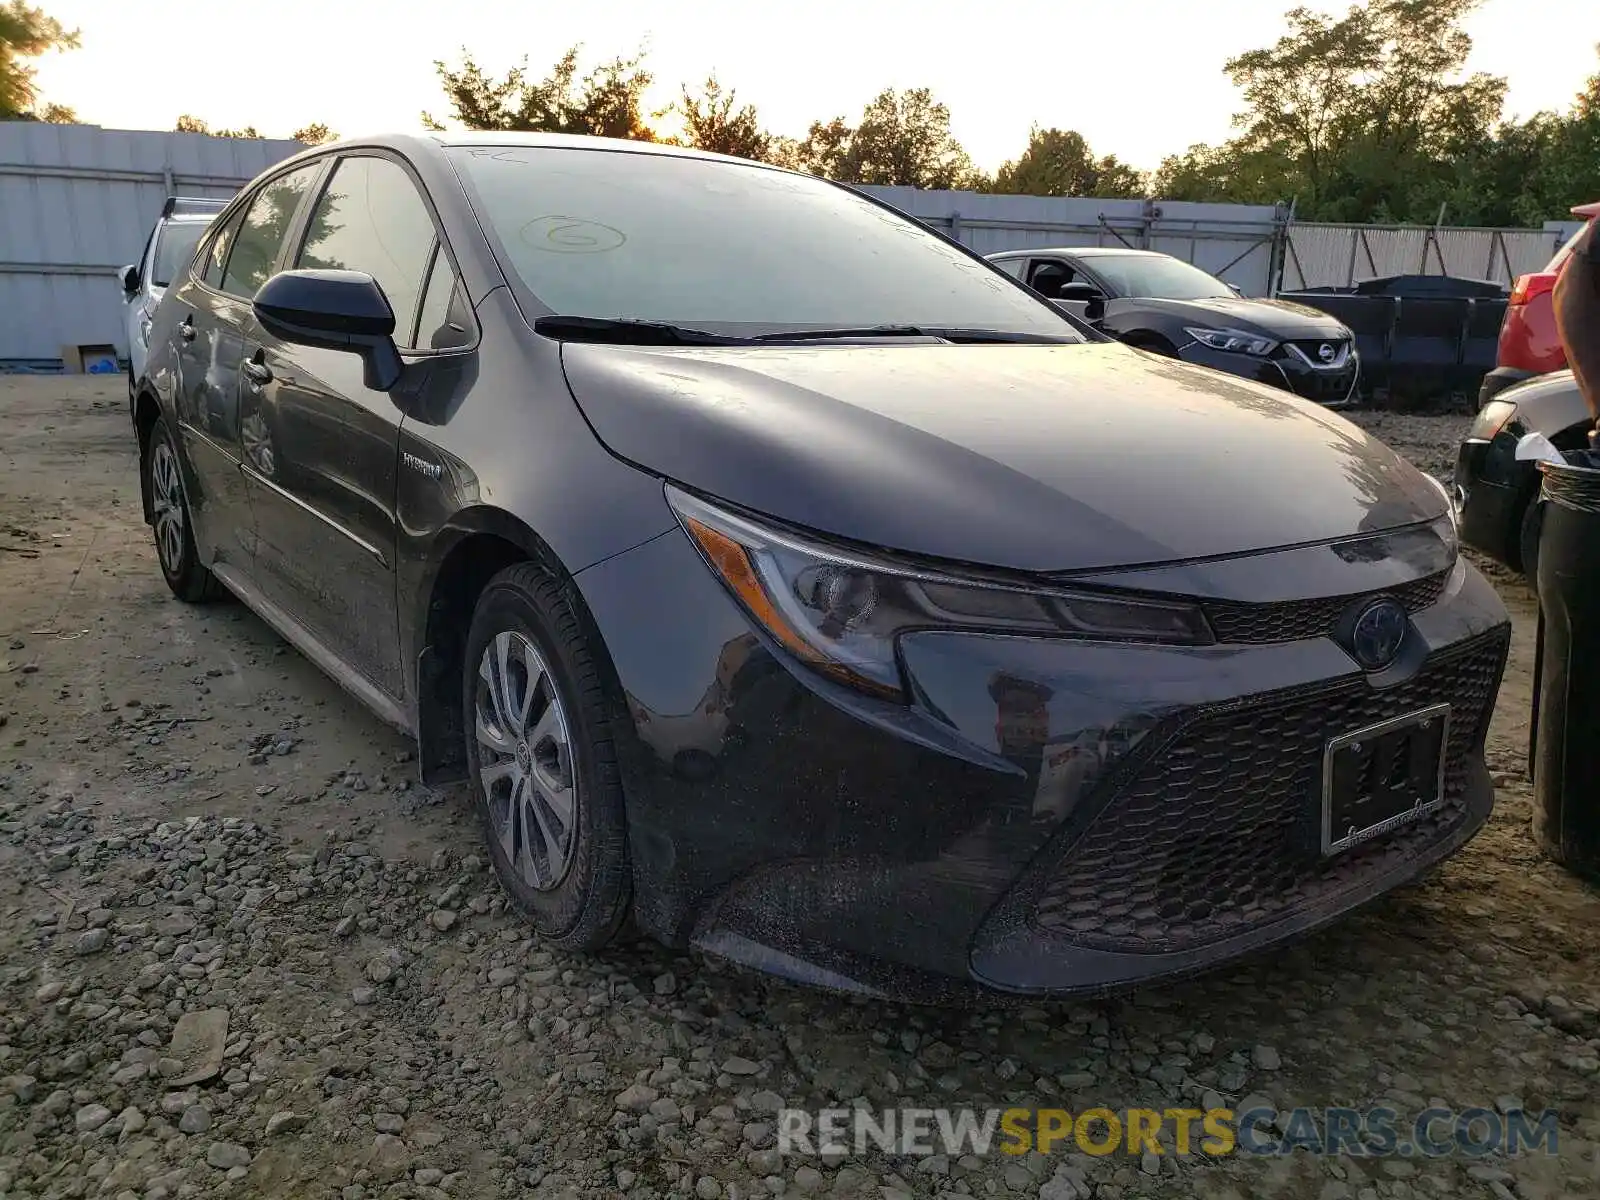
[1479,201,1600,405]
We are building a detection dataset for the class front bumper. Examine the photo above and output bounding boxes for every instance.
[576,528,1510,1002]
[1176,342,1360,408]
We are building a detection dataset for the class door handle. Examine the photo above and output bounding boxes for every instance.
[179,316,196,343]
[242,352,273,387]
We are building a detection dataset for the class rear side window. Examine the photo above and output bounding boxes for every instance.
[297,156,438,348]
[219,164,322,299]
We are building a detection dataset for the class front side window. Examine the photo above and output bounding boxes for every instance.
[450,146,1081,339]
[297,156,438,348]
[414,250,474,351]
[219,164,322,299]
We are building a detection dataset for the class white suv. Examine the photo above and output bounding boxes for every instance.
[119,197,226,397]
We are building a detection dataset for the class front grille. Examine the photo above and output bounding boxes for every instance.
[1031,628,1507,953]
[1203,570,1450,645]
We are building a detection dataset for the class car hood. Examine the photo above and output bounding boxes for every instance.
[1124,296,1349,339]
[560,341,1444,573]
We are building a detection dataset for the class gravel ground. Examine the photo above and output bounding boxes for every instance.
[1,379,1598,1200]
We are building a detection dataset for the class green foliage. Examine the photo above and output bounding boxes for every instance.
[174,115,264,139]
[424,45,656,141]
[0,0,76,119]
[677,75,772,161]
[988,127,1146,197]
[293,122,337,146]
[793,88,979,189]
[1154,2,1600,224]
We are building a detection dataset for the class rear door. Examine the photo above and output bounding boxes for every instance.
[168,164,323,570]
[241,152,444,701]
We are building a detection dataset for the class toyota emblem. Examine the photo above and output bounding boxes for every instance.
[1345,597,1408,671]
[1318,342,1336,363]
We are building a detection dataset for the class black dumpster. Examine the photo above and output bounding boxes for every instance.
[1530,448,1600,879]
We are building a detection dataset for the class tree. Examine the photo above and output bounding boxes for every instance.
[424,45,655,141]
[1,0,77,120]
[292,122,337,145]
[173,115,263,139]
[795,87,977,189]
[1152,0,1511,221]
[989,126,1146,197]
[677,74,771,161]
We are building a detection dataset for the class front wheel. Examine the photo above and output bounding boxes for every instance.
[463,564,630,951]
[142,417,221,603]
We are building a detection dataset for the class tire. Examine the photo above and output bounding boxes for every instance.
[462,563,630,951]
[143,417,222,603]
[1519,494,1544,584]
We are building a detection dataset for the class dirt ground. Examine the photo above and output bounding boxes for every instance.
[1,377,1598,1200]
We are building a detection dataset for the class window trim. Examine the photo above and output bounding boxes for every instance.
[291,149,479,357]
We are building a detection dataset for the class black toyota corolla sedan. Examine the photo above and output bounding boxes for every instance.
[133,132,1509,1001]
[987,247,1360,407]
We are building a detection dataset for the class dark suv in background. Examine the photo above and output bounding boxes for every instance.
[988,246,1359,406]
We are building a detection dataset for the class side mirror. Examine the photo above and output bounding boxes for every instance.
[253,269,402,391]
[119,264,140,296]
[1058,282,1103,303]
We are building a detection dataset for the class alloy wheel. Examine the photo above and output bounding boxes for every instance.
[474,630,578,891]
[149,440,186,576]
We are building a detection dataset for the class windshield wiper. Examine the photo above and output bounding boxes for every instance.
[754,326,1081,344]
[533,315,742,346]
[534,315,1079,347]
[749,324,933,342]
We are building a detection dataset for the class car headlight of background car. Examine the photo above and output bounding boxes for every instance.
[1183,327,1278,356]
[667,486,1214,697]
[1467,399,1517,442]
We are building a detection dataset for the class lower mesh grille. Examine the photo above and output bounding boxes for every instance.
[1032,628,1507,952]
[1203,570,1450,645]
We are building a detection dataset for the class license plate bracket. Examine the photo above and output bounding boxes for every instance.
[1322,703,1449,855]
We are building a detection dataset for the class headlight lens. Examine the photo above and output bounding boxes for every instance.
[1422,475,1460,557]
[1467,399,1516,442]
[1183,327,1278,356]
[667,487,1214,697]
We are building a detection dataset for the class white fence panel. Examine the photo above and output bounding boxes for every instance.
[0,123,304,362]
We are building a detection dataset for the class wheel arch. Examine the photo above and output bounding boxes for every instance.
[410,507,627,786]
[133,385,164,524]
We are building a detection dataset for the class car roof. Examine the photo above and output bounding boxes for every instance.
[295,129,778,172]
[989,247,1167,260]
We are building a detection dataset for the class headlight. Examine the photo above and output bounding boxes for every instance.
[1422,475,1460,556]
[1467,399,1516,442]
[667,486,1214,698]
[1183,327,1278,356]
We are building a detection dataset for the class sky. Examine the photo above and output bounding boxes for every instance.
[27,0,1600,172]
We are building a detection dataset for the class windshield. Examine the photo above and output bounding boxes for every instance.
[153,221,210,288]
[449,146,1083,339]
[1087,254,1234,301]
